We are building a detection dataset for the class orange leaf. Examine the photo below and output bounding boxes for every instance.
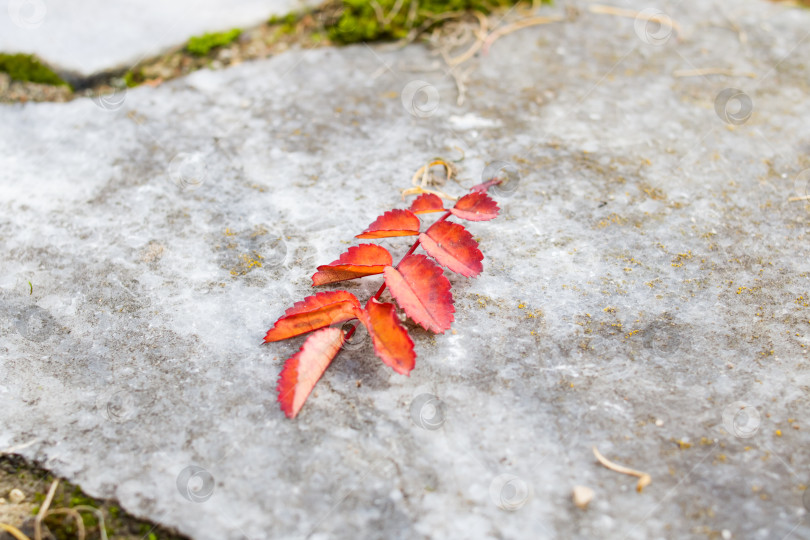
[408,193,445,214]
[356,209,420,239]
[419,221,483,277]
[449,192,499,221]
[277,326,345,418]
[359,298,416,375]
[312,244,393,286]
[384,254,454,333]
[264,291,360,342]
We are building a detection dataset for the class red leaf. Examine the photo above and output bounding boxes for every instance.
[264,291,360,342]
[356,209,420,239]
[449,192,499,221]
[277,326,345,418]
[471,179,502,192]
[312,244,393,286]
[419,221,483,277]
[383,254,454,333]
[359,298,416,375]
[408,193,445,214]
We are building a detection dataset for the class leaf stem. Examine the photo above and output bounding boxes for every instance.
[371,210,452,302]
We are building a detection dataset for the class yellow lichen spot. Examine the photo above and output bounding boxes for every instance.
[775,430,782,437]
[716,454,727,462]
[676,439,692,450]
[569,383,574,388]
[224,228,237,237]
[518,303,525,309]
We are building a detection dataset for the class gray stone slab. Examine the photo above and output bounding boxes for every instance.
[0,0,317,76]
[1,1,809,538]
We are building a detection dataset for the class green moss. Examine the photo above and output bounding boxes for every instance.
[124,69,144,88]
[3,455,190,540]
[0,53,70,87]
[269,12,300,35]
[326,0,539,44]
[186,28,242,56]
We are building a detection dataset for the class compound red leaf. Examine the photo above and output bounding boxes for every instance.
[312,244,393,286]
[419,221,483,277]
[383,254,454,333]
[356,209,420,239]
[449,192,499,221]
[264,291,360,342]
[277,326,345,418]
[408,193,445,214]
[359,298,416,375]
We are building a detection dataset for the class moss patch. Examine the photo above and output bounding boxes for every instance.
[0,454,189,540]
[326,0,533,44]
[0,53,70,88]
[186,28,242,56]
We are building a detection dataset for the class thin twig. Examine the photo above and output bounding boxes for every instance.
[483,15,565,53]
[445,11,489,66]
[673,68,756,78]
[789,195,810,202]
[592,446,652,492]
[588,4,683,37]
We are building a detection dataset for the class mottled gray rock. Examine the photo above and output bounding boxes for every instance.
[1,1,809,539]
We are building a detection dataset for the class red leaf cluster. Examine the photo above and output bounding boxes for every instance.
[265,187,500,417]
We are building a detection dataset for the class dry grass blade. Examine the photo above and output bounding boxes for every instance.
[482,15,565,53]
[588,4,683,37]
[592,446,652,492]
[35,479,59,540]
[42,508,86,540]
[673,68,756,78]
[0,524,31,540]
[71,506,109,540]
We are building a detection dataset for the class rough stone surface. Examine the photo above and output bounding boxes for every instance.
[0,0,317,76]
[1,1,809,539]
